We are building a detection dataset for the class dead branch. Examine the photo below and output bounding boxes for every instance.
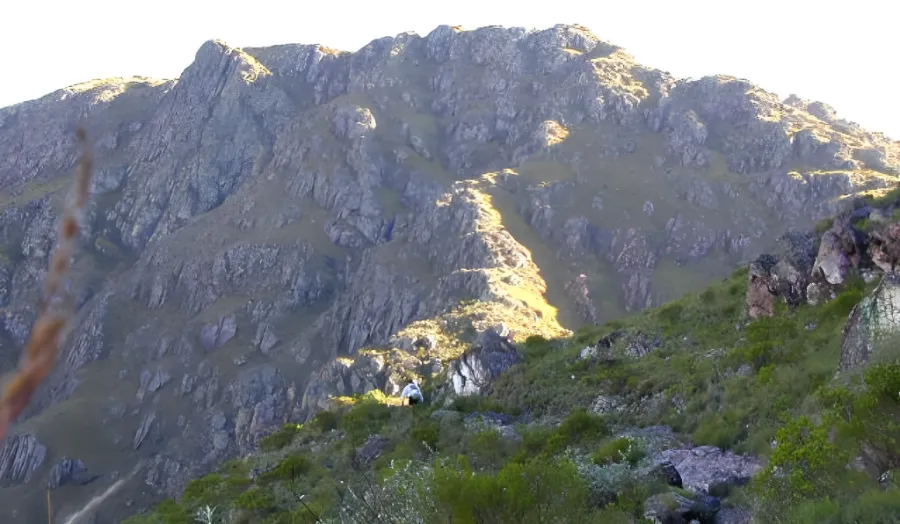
[0,128,94,445]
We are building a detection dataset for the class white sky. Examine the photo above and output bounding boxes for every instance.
[2,0,898,138]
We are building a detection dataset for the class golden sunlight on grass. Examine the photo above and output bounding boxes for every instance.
[540,120,570,147]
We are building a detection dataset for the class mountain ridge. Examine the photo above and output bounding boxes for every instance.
[0,22,898,522]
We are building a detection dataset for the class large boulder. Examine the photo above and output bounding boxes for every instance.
[654,445,763,497]
[449,327,522,396]
[46,458,98,489]
[811,216,868,287]
[746,231,820,318]
[747,254,778,319]
[840,272,900,371]
[868,221,900,273]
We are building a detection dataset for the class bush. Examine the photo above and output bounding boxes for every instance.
[754,416,847,501]
[821,288,864,320]
[342,399,392,446]
[258,454,313,484]
[409,420,440,451]
[693,413,744,450]
[233,487,276,511]
[543,408,608,456]
[311,410,340,432]
[429,455,593,523]
[451,394,520,415]
[122,499,193,524]
[558,408,607,442]
[815,218,834,234]
[592,437,646,466]
[465,429,513,469]
[657,303,684,326]
[523,335,554,360]
[258,423,302,452]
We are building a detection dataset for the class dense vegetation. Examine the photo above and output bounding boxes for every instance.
[125,254,900,523]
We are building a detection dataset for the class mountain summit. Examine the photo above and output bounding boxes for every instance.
[0,23,897,521]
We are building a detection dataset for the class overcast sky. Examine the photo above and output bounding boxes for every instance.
[3,0,897,138]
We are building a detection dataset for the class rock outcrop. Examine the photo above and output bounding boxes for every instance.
[655,445,763,497]
[746,231,819,318]
[0,22,898,522]
[840,272,900,371]
[0,434,46,485]
[747,200,900,316]
[449,327,523,396]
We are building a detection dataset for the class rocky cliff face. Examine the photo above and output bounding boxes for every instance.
[0,23,898,522]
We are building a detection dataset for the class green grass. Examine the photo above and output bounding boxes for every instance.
[0,175,71,210]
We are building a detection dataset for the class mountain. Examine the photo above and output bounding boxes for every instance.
[125,188,900,523]
[0,23,897,522]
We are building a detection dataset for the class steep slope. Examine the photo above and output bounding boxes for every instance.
[0,23,897,522]
[125,190,900,524]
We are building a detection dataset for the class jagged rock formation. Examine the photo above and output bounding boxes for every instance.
[0,23,899,522]
[746,231,819,318]
[448,326,522,396]
[0,434,46,485]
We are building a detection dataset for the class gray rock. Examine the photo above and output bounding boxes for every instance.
[812,221,864,286]
[355,434,388,465]
[414,334,437,351]
[133,412,157,450]
[449,328,523,396]
[47,458,98,489]
[840,272,900,371]
[656,446,763,496]
[137,367,172,401]
[0,434,46,484]
[200,314,238,351]
[644,491,720,524]
[714,507,753,524]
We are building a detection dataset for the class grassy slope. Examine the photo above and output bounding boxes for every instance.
[123,229,900,523]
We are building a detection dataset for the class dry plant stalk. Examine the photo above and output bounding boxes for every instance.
[0,128,93,445]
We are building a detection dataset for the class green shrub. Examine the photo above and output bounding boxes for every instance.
[311,410,340,432]
[465,429,513,469]
[693,411,744,450]
[542,408,609,456]
[428,455,593,523]
[451,394,520,415]
[342,399,392,446]
[509,426,554,463]
[258,454,313,484]
[523,335,554,360]
[122,499,193,524]
[559,408,607,442]
[825,288,864,316]
[182,474,234,508]
[755,416,847,500]
[815,218,834,234]
[409,420,440,451]
[592,437,645,466]
[657,303,684,326]
[258,423,302,452]
[233,487,276,511]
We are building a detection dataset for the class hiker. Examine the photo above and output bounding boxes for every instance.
[400,381,424,406]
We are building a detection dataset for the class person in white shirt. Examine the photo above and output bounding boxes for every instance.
[400,381,424,406]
